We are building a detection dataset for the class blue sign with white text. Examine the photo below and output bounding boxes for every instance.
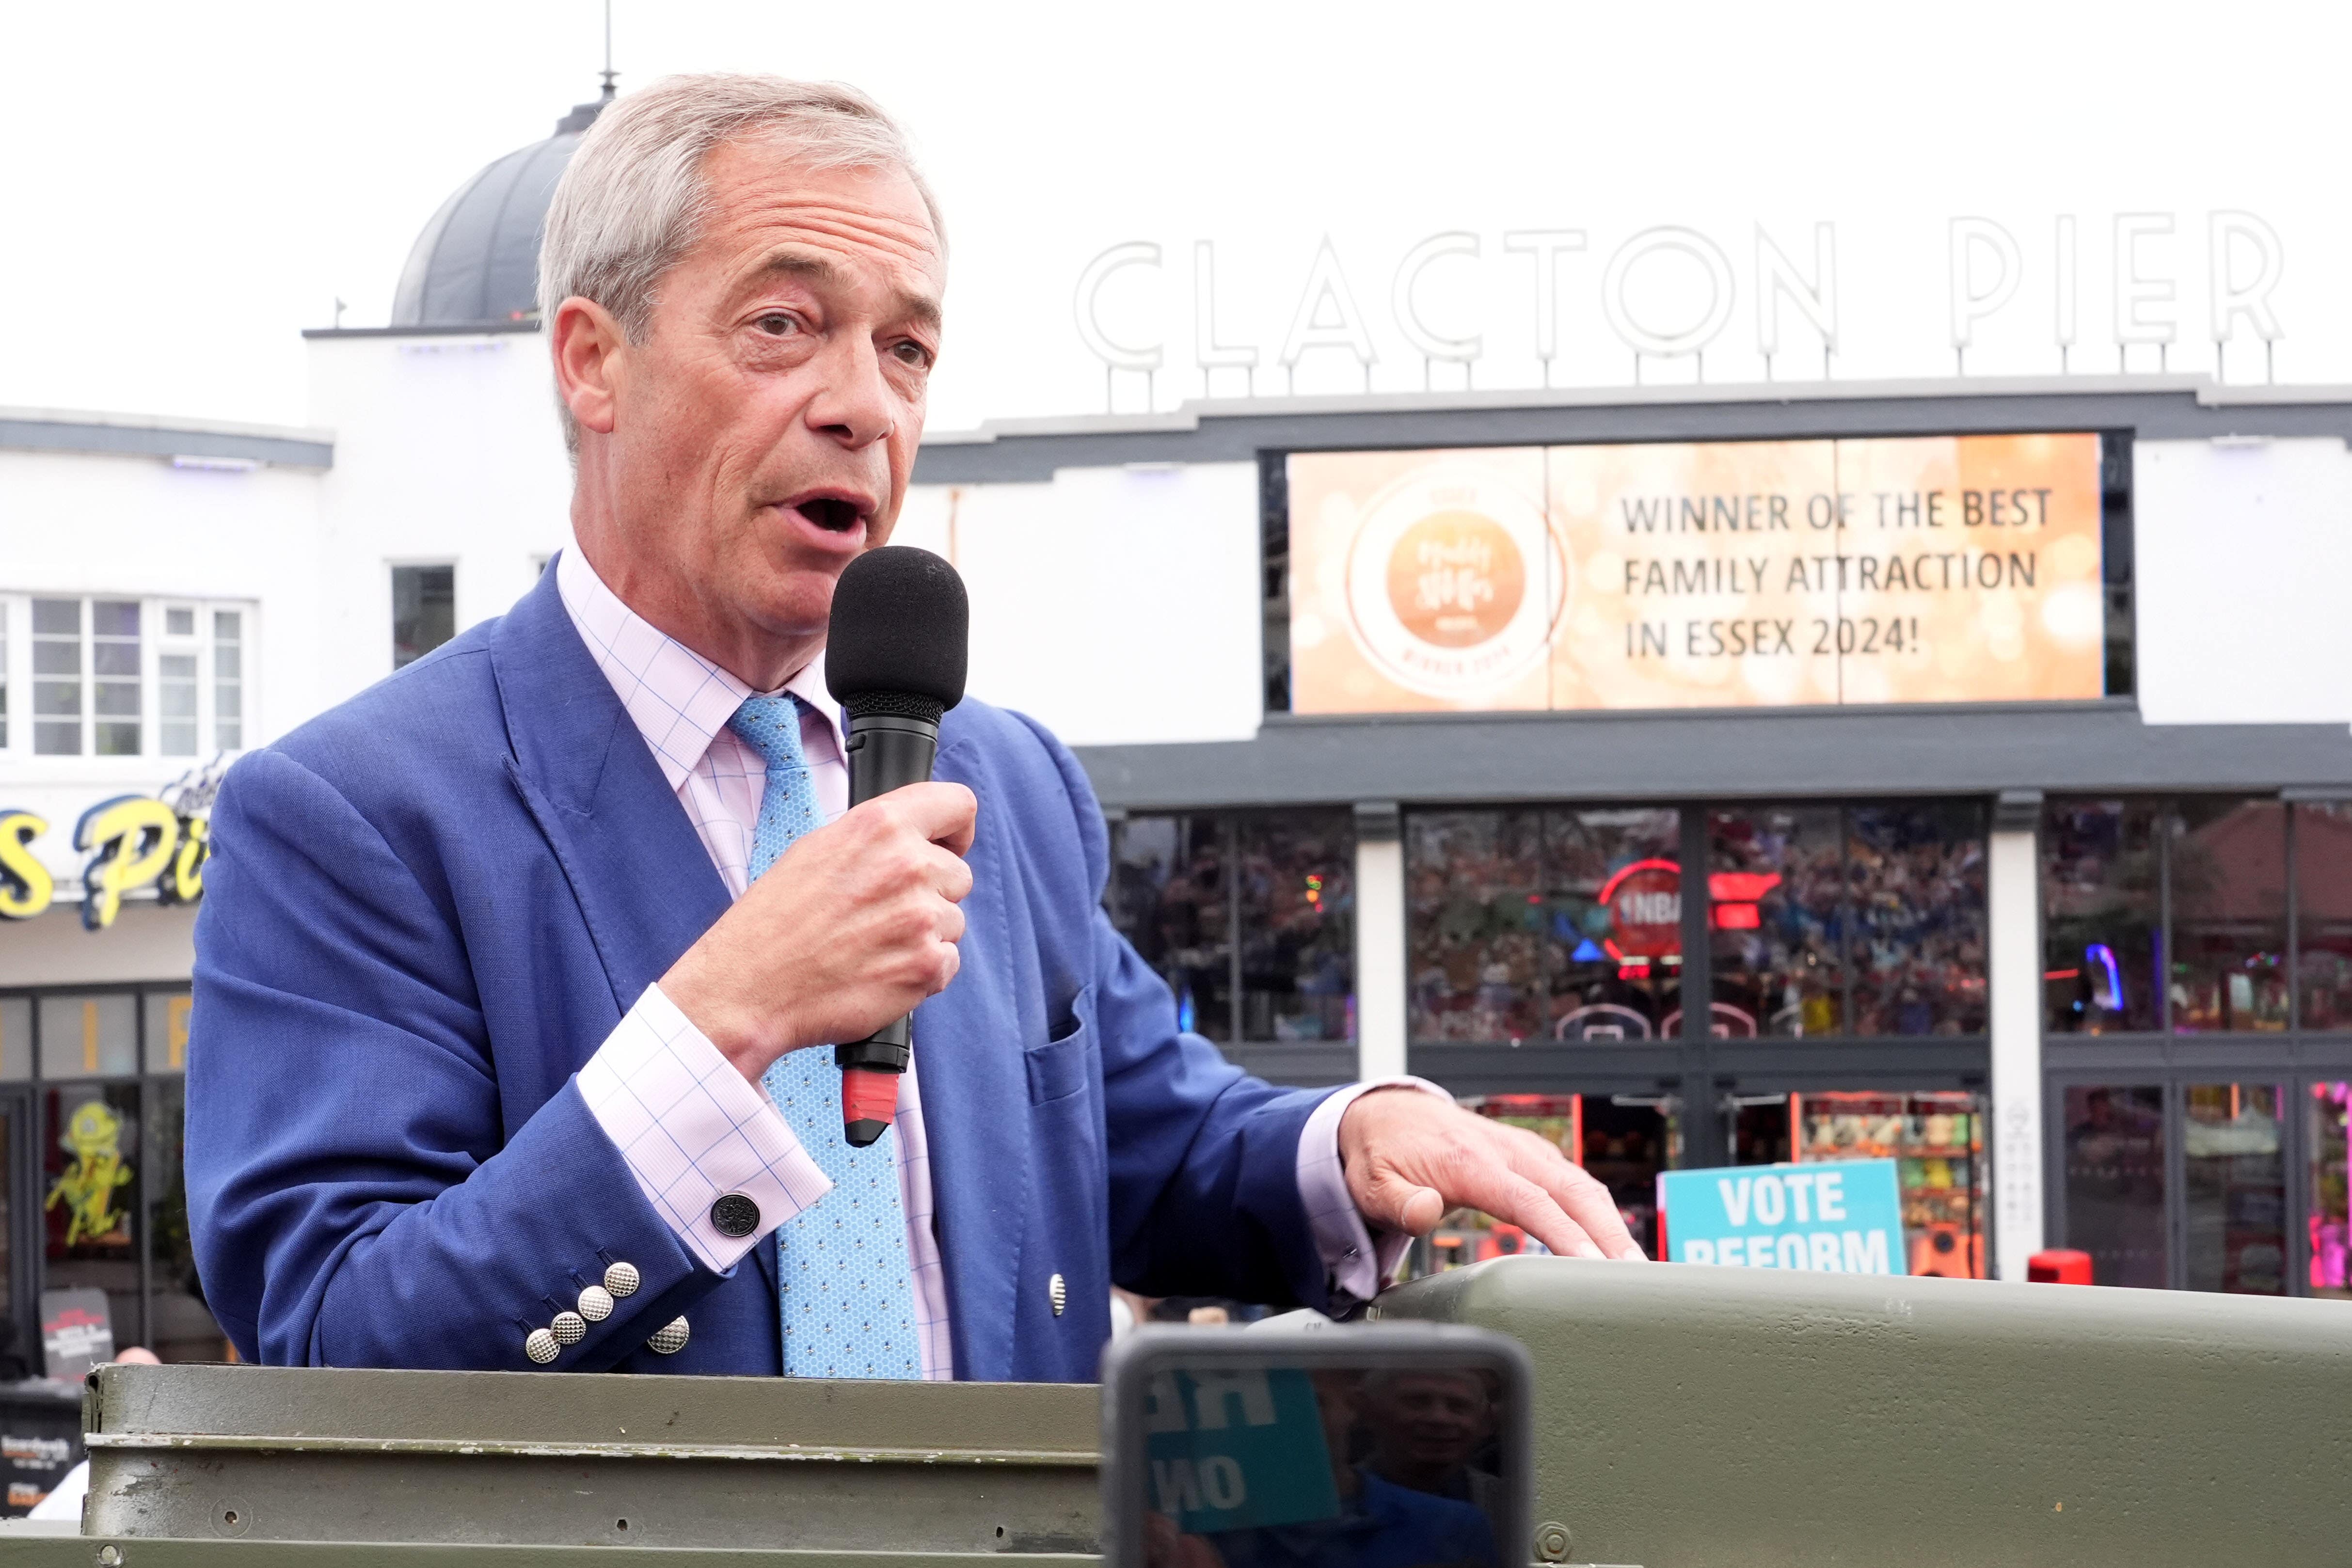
[1142,1366,1342,1534]
[1658,1158,1908,1275]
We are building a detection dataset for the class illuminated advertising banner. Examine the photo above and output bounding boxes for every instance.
[1287,433,2105,713]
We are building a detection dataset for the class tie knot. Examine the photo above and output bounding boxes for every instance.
[728,692,811,773]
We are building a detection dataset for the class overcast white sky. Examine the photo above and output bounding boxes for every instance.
[7,1,2351,433]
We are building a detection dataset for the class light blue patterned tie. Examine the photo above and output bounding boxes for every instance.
[728,693,924,1381]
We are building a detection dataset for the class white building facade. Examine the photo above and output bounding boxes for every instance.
[7,97,2352,1371]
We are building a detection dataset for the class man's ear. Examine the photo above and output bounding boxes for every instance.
[551,296,626,439]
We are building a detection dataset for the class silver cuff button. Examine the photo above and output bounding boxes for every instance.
[524,1328,560,1365]
[604,1261,641,1298]
[1049,1272,1067,1316]
[577,1284,614,1322]
[550,1310,587,1346]
[646,1316,690,1355]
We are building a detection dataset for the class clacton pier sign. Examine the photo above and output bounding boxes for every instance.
[1072,210,2289,403]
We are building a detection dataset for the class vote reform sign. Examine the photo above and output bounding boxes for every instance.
[1658,1158,1907,1274]
[1141,1366,1341,1534]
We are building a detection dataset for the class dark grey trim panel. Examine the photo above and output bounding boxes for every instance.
[0,417,333,470]
[1073,703,2352,812]
[914,380,2352,484]
[2044,1034,2352,1074]
[301,322,542,339]
[1222,1042,1355,1087]
[1407,1040,1987,1098]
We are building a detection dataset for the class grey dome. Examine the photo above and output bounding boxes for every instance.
[389,93,609,328]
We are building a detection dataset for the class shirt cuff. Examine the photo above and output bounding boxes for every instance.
[576,983,833,1273]
[1296,1076,1456,1311]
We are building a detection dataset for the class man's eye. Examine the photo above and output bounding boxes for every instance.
[755,313,799,335]
[892,341,934,368]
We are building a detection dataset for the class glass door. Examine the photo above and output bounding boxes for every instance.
[1728,1089,1989,1279]
[0,1090,26,1374]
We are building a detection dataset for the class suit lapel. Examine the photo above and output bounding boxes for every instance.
[489,566,734,1049]
[914,734,1029,1381]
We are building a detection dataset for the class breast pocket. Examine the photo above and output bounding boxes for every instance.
[1023,987,1096,1106]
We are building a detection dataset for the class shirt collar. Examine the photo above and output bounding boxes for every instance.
[554,545,846,793]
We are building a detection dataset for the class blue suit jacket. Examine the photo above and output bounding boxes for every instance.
[186,565,1338,1378]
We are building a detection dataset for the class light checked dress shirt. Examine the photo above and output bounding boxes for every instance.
[556,545,1425,1379]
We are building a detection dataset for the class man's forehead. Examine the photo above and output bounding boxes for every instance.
[700,140,942,283]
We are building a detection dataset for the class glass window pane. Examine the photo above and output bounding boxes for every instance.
[33,721,79,757]
[392,565,456,669]
[92,682,139,717]
[1107,816,1231,1041]
[30,599,79,636]
[35,995,138,1079]
[2170,800,2288,1032]
[1407,811,1546,1043]
[142,993,192,1075]
[90,642,139,678]
[30,642,79,677]
[143,1078,226,1361]
[165,607,193,636]
[1455,1094,1675,1263]
[1847,803,1987,1036]
[94,721,141,757]
[43,1081,141,1353]
[1543,808,1680,1042]
[213,610,240,642]
[2061,1084,2167,1287]
[0,997,28,1081]
[214,645,241,681]
[89,601,138,637]
[1235,812,1354,1043]
[1709,806,1843,1038]
[2310,1083,2350,1298]
[2183,1083,2285,1294]
[2042,801,2161,1033]
[2293,805,2352,1029]
[1793,1090,1987,1278]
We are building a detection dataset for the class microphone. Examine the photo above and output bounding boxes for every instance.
[824,545,969,1148]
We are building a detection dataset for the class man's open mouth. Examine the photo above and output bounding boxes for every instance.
[795,497,862,532]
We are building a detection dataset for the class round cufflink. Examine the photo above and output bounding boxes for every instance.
[604,1261,640,1298]
[711,1192,761,1239]
[577,1285,614,1323]
[1049,1272,1067,1317]
[524,1328,560,1365]
[550,1311,588,1346]
[646,1316,690,1355]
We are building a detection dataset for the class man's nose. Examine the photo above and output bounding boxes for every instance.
[805,333,895,448]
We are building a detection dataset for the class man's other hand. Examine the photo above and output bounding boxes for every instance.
[660,780,978,1081]
[1338,1088,1647,1261]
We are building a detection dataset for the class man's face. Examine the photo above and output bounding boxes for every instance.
[1361,1372,1489,1471]
[593,139,944,653]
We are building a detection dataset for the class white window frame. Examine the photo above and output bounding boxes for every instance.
[0,592,258,767]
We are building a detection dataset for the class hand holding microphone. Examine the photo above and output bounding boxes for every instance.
[658,547,972,1143]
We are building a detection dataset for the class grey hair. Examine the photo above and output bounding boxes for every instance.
[538,73,942,449]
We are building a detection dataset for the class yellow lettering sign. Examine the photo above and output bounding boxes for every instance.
[73,796,178,932]
[0,811,52,921]
[158,813,209,906]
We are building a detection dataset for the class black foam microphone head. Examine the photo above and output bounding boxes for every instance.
[825,545,969,723]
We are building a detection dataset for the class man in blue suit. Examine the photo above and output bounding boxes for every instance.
[186,74,1639,1381]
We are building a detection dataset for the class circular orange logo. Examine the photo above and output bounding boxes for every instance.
[1384,510,1526,649]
